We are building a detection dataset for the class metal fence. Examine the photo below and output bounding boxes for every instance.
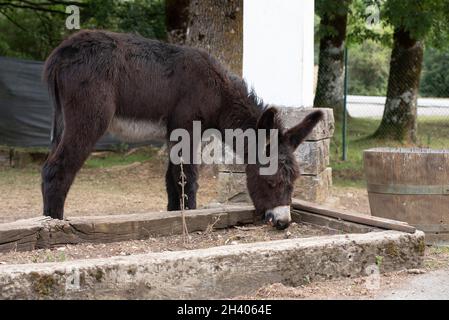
[316,45,449,163]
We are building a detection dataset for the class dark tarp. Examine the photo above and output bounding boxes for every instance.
[0,56,149,150]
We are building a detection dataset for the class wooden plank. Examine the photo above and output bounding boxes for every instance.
[292,199,416,233]
[0,218,44,252]
[0,199,418,254]
[0,206,255,253]
[291,210,380,234]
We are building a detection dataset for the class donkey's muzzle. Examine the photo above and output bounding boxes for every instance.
[264,206,291,230]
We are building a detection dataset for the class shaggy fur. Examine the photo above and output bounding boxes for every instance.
[42,30,323,228]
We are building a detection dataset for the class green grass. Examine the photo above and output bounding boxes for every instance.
[84,146,158,169]
[0,145,159,172]
[0,145,49,154]
[429,246,449,255]
[331,116,449,187]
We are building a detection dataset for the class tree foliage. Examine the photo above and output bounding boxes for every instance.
[346,0,392,45]
[0,0,165,61]
[420,48,449,97]
[315,0,352,39]
[341,0,449,98]
[316,0,393,45]
[346,0,449,45]
[382,0,449,44]
[347,40,449,98]
[348,40,389,96]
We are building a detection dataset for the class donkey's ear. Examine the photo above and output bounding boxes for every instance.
[285,110,324,149]
[257,107,278,130]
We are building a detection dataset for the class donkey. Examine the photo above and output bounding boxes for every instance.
[42,30,323,229]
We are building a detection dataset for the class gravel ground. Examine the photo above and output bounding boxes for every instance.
[237,246,449,300]
[0,155,219,223]
[0,222,337,265]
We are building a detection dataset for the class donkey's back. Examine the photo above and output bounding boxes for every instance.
[44,30,222,131]
[41,30,228,219]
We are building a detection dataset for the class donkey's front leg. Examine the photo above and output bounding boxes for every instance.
[165,161,199,211]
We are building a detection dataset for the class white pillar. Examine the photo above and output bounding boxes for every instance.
[243,0,315,107]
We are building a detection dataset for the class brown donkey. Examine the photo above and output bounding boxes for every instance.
[42,30,323,229]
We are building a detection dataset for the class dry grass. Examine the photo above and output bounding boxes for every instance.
[0,222,335,265]
[0,153,219,223]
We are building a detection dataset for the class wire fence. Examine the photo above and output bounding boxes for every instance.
[314,43,449,164]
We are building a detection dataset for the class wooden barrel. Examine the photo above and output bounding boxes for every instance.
[364,148,449,245]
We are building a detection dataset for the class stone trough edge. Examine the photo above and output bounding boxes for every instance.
[0,230,425,299]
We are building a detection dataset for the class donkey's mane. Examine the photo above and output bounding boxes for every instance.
[218,69,284,132]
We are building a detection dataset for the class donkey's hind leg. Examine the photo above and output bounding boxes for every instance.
[41,97,113,219]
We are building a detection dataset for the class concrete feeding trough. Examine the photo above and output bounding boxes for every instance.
[0,201,425,299]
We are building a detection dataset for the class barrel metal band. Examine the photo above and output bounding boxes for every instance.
[367,183,449,195]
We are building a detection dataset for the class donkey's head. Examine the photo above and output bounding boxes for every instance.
[246,108,324,230]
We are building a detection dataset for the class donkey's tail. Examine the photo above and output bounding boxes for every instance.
[49,82,64,149]
[43,56,64,150]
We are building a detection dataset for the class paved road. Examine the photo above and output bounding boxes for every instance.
[347,95,449,118]
[375,269,449,300]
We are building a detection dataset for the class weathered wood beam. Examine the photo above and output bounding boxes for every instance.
[0,206,255,253]
[291,210,380,234]
[0,199,419,254]
[292,199,416,233]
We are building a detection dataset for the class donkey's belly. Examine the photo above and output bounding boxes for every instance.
[108,117,167,142]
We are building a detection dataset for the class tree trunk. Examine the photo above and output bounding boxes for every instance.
[313,3,349,120]
[165,0,190,44]
[166,0,243,76]
[373,28,423,143]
